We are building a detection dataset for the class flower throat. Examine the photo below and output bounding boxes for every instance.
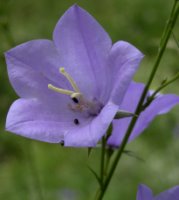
[48,67,103,117]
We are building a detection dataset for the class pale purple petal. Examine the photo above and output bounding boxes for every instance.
[6,98,76,143]
[108,41,144,105]
[6,98,118,146]
[108,82,144,146]
[137,184,153,200]
[130,94,179,142]
[4,39,72,100]
[64,102,119,147]
[108,82,179,147]
[137,185,179,200]
[53,5,112,100]
[154,186,179,200]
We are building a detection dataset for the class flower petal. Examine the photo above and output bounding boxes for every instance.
[53,5,112,99]
[108,41,144,105]
[130,94,179,142]
[108,82,179,147]
[5,39,70,100]
[155,186,179,200]
[6,98,76,143]
[108,82,144,146]
[64,101,119,147]
[137,184,153,200]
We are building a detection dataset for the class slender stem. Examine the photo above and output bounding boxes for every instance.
[143,72,179,109]
[100,136,106,188]
[95,148,113,200]
[96,1,179,199]
[104,149,113,174]
[96,116,138,200]
[150,72,179,99]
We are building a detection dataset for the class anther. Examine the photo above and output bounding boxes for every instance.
[72,97,79,104]
[74,118,79,125]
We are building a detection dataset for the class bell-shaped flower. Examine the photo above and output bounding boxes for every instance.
[5,5,144,147]
[137,184,179,200]
[107,82,179,147]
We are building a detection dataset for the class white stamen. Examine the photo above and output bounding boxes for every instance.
[48,68,102,116]
[48,84,74,95]
[60,67,80,93]
[48,68,82,99]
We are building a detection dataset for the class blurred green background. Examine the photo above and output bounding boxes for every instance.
[0,0,179,199]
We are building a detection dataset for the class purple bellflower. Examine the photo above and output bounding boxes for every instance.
[107,82,179,147]
[5,5,144,147]
[5,5,179,147]
[137,184,179,200]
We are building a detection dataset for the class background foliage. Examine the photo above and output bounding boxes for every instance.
[0,0,179,199]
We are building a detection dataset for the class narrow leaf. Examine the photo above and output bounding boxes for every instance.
[106,123,113,140]
[114,110,137,119]
[88,148,93,157]
[88,166,102,187]
[123,150,144,162]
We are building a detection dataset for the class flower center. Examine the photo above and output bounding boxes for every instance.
[48,68,103,118]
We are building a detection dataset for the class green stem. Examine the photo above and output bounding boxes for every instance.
[95,148,114,200]
[104,148,114,174]
[100,136,106,188]
[150,72,179,99]
[96,1,179,199]
[143,72,179,109]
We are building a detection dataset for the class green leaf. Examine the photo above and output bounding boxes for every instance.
[114,110,137,119]
[123,150,144,162]
[88,166,102,187]
[106,123,113,140]
[88,148,93,157]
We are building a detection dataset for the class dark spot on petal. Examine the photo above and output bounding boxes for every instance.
[60,140,64,146]
[74,118,79,125]
[72,97,79,104]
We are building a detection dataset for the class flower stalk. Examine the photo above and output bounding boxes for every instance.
[100,136,106,188]
[143,72,179,110]
[96,1,179,199]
